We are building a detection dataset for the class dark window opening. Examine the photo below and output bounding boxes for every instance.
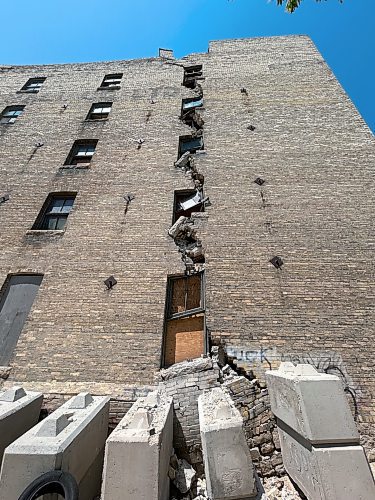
[0,274,43,366]
[0,105,25,124]
[20,77,46,93]
[173,190,205,223]
[181,97,204,128]
[99,73,123,89]
[163,272,205,367]
[183,65,203,88]
[64,140,98,166]
[32,193,76,231]
[86,102,112,120]
[178,135,204,159]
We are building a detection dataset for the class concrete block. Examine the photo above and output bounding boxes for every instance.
[266,363,358,444]
[198,388,257,499]
[0,386,43,465]
[278,427,375,500]
[101,390,173,500]
[0,392,109,500]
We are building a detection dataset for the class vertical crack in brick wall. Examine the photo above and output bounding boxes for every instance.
[162,65,209,369]
[168,68,207,275]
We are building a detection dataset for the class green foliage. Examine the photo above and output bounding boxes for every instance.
[277,0,303,12]
[276,0,343,13]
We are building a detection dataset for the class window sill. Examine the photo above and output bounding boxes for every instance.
[97,86,121,91]
[182,107,205,113]
[190,212,208,220]
[179,150,206,159]
[16,89,39,94]
[168,308,205,321]
[26,229,65,236]
[182,77,205,85]
[59,164,91,170]
[84,118,109,123]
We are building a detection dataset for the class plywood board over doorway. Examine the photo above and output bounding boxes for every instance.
[164,314,204,367]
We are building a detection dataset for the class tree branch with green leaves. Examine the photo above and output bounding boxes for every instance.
[276,0,343,13]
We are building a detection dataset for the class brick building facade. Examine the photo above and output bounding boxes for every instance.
[0,36,374,428]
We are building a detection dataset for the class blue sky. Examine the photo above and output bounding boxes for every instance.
[1,0,374,131]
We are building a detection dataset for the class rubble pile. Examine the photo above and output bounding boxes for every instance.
[261,476,304,500]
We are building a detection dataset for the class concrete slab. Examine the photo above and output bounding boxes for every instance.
[266,363,358,444]
[198,387,257,499]
[0,386,43,465]
[278,427,375,500]
[101,390,173,500]
[0,392,109,500]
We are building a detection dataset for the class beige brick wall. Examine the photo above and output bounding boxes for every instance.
[0,36,374,425]
[0,56,189,394]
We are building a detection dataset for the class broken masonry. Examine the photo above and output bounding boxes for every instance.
[169,64,209,274]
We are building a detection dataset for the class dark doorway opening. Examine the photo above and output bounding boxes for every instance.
[0,274,43,365]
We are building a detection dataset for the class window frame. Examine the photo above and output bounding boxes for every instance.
[173,189,205,223]
[184,65,203,77]
[0,105,25,124]
[183,65,203,88]
[64,140,98,166]
[166,272,205,321]
[99,73,123,89]
[86,102,112,121]
[161,271,207,368]
[178,135,204,159]
[20,77,46,93]
[31,192,77,231]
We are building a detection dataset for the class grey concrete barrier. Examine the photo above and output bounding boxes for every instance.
[0,386,43,466]
[0,392,109,500]
[266,362,358,444]
[101,390,173,500]
[198,387,257,500]
[266,363,375,500]
[278,426,375,500]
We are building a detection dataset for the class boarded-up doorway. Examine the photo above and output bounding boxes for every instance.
[0,274,43,365]
[163,272,205,367]
[164,315,205,366]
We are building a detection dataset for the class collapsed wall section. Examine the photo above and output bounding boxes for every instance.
[222,373,284,479]
[160,357,221,470]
